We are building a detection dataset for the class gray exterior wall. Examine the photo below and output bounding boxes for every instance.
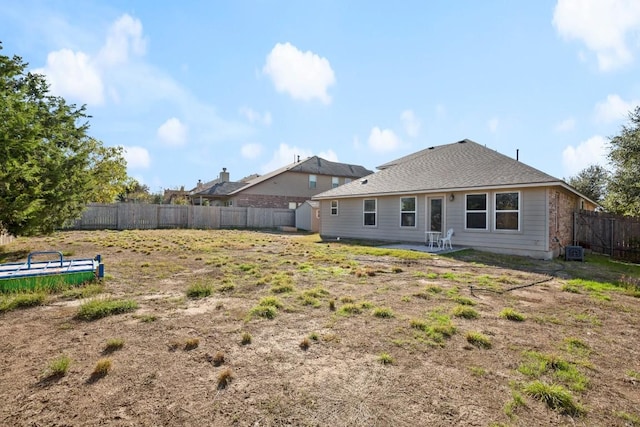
[234,172,354,208]
[319,187,560,259]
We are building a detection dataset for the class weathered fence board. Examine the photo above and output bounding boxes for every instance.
[66,204,295,231]
[574,210,640,263]
[0,231,14,245]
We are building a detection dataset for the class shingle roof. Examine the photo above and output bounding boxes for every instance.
[229,156,373,195]
[313,139,567,199]
[193,181,247,197]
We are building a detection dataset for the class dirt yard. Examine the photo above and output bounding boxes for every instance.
[0,229,639,426]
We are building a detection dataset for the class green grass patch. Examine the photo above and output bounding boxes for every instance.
[186,281,213,298]
[337,303,362,316]
[503,390,526,418]
[258,296,283,308]
[453,305,479,319]
[378,352,394,365]
[104,338,125,353]
[466,331,492,349]
[271,283,295,294]
[372,307,395,318]
[302,286,330,298]
[451,295,476,306]
[523,380,584,416]
[615,411,640,426]
[45,355,71,378]
[410,311,457,345]
[564,337,591,356]
[469,366,486,376]
[299,294,321,307]
[518,351,589,392]
[499,308,525,322]
[76,298,138,321]
[0,292,46,313]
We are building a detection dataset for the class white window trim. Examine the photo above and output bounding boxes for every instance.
[330,200,339,216]
[309,174,317,189]
[363,198,377,227]
[465,193,489,230]
[400,196,417,228]
[494,191,520,232]
[331,177,339,188]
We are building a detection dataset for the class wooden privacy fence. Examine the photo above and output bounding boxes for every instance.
[574,210,640,263]
[65,204,295,231]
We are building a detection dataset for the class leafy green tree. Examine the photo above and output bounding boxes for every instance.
[117,178,154,203]
[604,107,640,216]
[0,43,128,235]
[566,164,609,204]
[86,139,128,203]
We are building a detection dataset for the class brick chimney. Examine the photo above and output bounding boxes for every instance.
[220,167,230,182]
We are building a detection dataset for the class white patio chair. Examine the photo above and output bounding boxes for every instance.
[439,229,454,250]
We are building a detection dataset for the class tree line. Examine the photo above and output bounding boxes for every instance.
[567,107,640,217]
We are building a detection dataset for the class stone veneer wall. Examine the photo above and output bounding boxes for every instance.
[548,188,579,257]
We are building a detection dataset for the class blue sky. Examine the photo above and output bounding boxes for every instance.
[2,0,640,193]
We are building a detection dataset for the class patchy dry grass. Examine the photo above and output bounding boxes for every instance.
[1,229,638,426]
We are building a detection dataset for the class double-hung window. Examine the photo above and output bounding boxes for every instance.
[363,199,377,226]
[400,197,416,227]
[495,192,519,230]
[465,194,488,230]
[331,177,339,188]
[309,175,317,189]
[330,200,339,215]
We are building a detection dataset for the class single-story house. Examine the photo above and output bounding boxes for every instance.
[312,139,597,259]
[190,156,373,209]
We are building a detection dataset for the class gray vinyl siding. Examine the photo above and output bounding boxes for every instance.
[451,188,549,253]
[320,187,552,257]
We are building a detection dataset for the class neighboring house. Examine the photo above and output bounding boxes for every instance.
[190,157,373,209]
[312,139,597,260]
[162,186,189,204]
[296,201,320,232]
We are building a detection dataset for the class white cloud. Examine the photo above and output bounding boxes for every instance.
[401,110,421,137]
[122,145,151,169]
[562,135,608,176]
[594,94,639,123]
[239,107,272,126]
[241,143,263,159]
[98,14,146,66]
[260,143,338,173]
[553,0,640,71]
[263,42,336,104]
[367,127,401,153]
[318,149,338,162]
[488,117,499,133]
[555,117,576,132]
[157,117,188,147]
[33,49,104,105]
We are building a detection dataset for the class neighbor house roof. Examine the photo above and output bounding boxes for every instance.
[192,181,247,197]
[228,156,373,196]
[313,139,590,201]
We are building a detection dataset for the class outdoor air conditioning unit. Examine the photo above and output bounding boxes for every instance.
[565,245,584,262]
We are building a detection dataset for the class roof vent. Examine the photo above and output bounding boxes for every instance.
[458,139,468,144]
[428,146,434,150]
[360,179,368,184]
